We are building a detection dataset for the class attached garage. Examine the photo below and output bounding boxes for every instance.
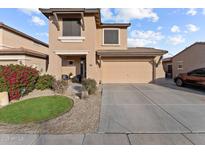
[97,48,168,84]
[0,48,48,73]
[102,58,153,83]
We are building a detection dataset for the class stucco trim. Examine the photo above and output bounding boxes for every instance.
[0,47,48,59]
[0,55,29,60]
[54,50,89,55]
[58,36,85,43]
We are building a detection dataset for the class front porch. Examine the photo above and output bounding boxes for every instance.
[54,50,88,80]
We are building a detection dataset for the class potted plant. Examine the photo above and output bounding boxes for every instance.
[69,72,73,79]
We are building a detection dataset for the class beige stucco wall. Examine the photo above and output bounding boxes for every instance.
[25,56,47,74]
[172,44,205,78]
[48,15,100,81]
[61,56,81,76]
[0,28,3,49]
[155,56,166,80]
[48,14,129,82]
[1,28,48,54]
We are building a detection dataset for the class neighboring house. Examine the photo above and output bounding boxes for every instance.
[172,42,205,78]
[0,23,49,73]
[40,8,167,83]
[162,57,172,78]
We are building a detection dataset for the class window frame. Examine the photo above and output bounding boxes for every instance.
[177,61,183,70]
[62,18,81,37]
[102,28,120,46]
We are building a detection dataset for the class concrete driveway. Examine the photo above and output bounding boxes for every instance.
[2,82,205,145]
[99,83,205,134]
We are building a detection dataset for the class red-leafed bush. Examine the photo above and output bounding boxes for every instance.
[0,64,39,100]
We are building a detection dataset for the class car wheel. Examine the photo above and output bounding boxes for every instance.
[176,78,183,87]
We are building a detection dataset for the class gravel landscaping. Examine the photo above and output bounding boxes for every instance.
[0,86,101,134]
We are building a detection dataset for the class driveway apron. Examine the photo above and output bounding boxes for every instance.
[98,84,205,133]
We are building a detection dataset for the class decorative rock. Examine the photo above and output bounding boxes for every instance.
[0,92,9,106]
[74,96,80,100]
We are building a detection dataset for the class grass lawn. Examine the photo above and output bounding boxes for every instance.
[0,95,73,124]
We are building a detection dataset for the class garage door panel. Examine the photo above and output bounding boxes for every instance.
[102,60,153,83]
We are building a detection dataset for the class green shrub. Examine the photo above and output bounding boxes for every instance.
[0,76,7,92]
[82,78,97,95]
[35,74,55,90]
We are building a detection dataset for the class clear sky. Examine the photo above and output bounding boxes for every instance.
[0,8,204,57]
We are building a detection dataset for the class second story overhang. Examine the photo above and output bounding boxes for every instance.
[39,8,131,31]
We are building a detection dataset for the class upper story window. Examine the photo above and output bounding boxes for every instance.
[103,29,119,45]
[63,18,81,36]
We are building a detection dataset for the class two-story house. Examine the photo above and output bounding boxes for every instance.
[40,8,167,84]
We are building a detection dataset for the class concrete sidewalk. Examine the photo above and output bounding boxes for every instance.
[1,133,205,145]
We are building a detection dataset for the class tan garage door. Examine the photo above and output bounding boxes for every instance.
[102,59,153,83]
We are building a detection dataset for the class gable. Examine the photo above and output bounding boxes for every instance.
[173,43,205,60]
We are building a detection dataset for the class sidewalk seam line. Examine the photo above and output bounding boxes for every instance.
[181,134,195,145]
[126,134,132,145]
[82,134,86,145]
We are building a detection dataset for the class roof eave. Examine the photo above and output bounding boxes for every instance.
[97,51,167,57]
[39,8,100,18]
[100,23,131,28]
[0,48,48,59]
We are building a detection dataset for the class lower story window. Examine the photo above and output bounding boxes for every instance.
[177,61,183,70]
[178,64,183,69]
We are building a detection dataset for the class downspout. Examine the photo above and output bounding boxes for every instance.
[152,55,163,83]
[152,59,156,83]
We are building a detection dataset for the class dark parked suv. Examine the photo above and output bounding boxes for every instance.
[174,68,205,87]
